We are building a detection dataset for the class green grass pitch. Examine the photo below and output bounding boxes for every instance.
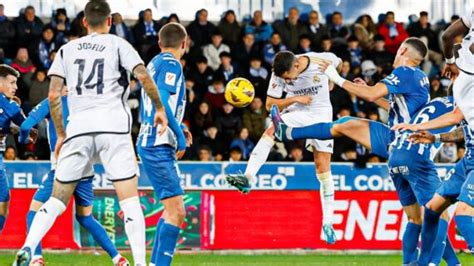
[0,252,472,265]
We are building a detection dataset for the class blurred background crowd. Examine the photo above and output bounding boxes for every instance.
[0,4,464,165]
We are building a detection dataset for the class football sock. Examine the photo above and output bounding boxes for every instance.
[317,171,334,225]
[244,135,274,180]
[442,237,460,266]
[26,210,42,256]
[23,197,66,253]
[402,222,421,264]
[429,218,448,265]
[454,215,474,251]
[419,208,442,265]
[76,214,119,259]
[120,196,146,266]
[290,122,334,140]
[155,222,180,266]
[0,215,5,232]
[151,218,165,264]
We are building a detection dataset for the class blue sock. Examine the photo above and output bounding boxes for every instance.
[454,215,474,251]
[26,211,42,256]
[402,222,421,264]
[76,214,119,259]
[442,237,460,266]
[155,223,180,266]
[419,208,441,265]
[0,215,5,232]
[150,218,165,264]
[291,122,334,140]
[429,219,449,265]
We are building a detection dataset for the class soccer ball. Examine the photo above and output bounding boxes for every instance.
[224,77,255,108]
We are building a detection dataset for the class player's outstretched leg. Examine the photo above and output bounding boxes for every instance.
[226,128,275,194]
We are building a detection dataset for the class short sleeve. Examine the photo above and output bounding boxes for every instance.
[266,73,286,99]
[327,53,342,68]
[48,47,66,78]
[156,60,182,94]
[118,38,144,73]
[380,67,410,94]
[461,15,472,28]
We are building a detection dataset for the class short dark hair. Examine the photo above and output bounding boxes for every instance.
[404,37,428,59]
[159,22,187,49]
[84,0,111,27]
[386,11,394,17]
[0,64,20,78]
[333,11,342,17]
[272,51,296,77]
[419,11,428,17]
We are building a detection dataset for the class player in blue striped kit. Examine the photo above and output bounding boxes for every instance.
[19,92,129,266]
[0,65,31,234]
[136,23,191,266]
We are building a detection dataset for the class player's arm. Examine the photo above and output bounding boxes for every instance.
[352,77,390,111]
[409,127,464,144]
[393,106,465,132]
[265,95,311,111]
[160,88,186,158]
[19,99,49,144]
[441,18,470,79]
[48,76,66,139]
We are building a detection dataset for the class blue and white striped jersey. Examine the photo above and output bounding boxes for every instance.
[137,52,186,148]
[391,97,455,160]
[0,94,25,151]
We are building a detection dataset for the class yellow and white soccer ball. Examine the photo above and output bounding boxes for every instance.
[224,77,255,108]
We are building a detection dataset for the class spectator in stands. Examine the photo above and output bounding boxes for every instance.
[329,11,350,39]
[229,147,243,162]
[273,7,307,52]
[347,35,363,68]
[198,145,212,161]
[286,145,304,162]
[24,152,37,161]
[247,56,269,100]
[70,11,86,37]
[191,101,214,136]
[305,10,328,51]
[230,127,255,160]
[330,61,353,118]
[30,25,56,69]
[203,30,230,71]
[195,124,225,161]
[296,34,312,54]
[166,13,180,24]
[0,4,16,59]
[187,9,216,48]
[438,143,458,163]
[4,146,17,161]
[25,68,49,106]
[352,14,377,50]
[206,75,226,110]
[215,51,239,84]
[51,8,70,46]
[320,35,333,52]
[110,12,134,44]
[377,11,409,54]
[133,8,160,57]
[367,34,393,73]
[244,10,273,44]
[15,5,44,47]
[188,56,214,99]
[183,35,202,66]
[11,48,35,74]
[263,32,287,65]
[407,11,438,51]
[218,10,241,47]
[231,33,259,70]
[216,103,241,144]
[242,97,268,142]
[429,76,447,99]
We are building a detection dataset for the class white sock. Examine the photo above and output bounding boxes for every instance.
[317,172,335,225]
[120,196,146,266]
[23,197,66,252]
[244,135,274,180]
[112,254,121,264]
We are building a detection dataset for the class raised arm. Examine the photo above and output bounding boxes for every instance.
[409,126,465,144]
[48,76,66,157]
[393,106,465,132]
[265,95,312,111]
[441,18,469,79]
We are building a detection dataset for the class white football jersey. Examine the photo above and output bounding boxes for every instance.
[458,12,474,74]
[267,52,341,113]
[48,33,143,141]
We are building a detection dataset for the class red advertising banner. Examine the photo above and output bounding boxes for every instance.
[0,189,79,249]
[201,191,468,250]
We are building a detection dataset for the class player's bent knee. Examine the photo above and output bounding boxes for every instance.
[76,205,93,216]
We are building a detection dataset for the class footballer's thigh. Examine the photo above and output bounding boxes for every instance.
[95,134,139,201]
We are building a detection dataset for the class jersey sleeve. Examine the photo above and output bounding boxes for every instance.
[267,73,286,99]
[48,47,66,78]
[325,52,342,68]
[27,99,50,125]
[118,38,144,73]
[6,101,25,125]
[380,67,411,94]
[155,60,182,94]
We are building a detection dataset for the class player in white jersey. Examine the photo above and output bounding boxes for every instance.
[226,51,341,244]
[14,1,167,265]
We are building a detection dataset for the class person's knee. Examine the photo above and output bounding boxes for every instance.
[456,202,473,216]
[76,205,92,216]
[164,198,186,224]
[404,204,422,224]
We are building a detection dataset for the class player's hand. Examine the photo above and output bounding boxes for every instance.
[294,95,312,105]
[391,123,419,132]
[184,127,193,147]
[28,128,38,144]
[154,107,168,136]
[441,63,459,80]
[408,131,435,144]
[353,77,367,86]
[176,149,185,160]
[11,96,21,105]
[54,134,65,160]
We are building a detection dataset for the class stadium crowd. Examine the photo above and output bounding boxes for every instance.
[0,4,465,164]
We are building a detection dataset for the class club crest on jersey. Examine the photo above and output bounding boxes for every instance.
[313,75,320,83]
[165,72,176,86]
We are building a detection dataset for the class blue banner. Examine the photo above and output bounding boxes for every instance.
[5,161,455,192]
